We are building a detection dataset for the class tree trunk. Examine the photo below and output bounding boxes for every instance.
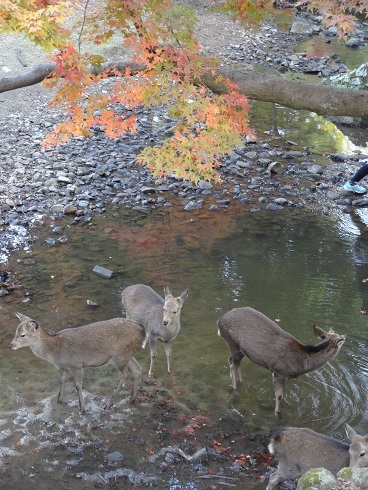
[202,67,368,119]
[1,60,367,119]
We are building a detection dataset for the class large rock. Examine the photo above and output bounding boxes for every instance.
[329,62,368,90]
[296,467,368,489]
[296,468,337,489]
[290,21,314,35]
[338,467,368,487]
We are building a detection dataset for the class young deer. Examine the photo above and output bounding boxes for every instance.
[121,284,189,376]
[217,307,346,414]
[10,313,145,413]
[267,424,368,489]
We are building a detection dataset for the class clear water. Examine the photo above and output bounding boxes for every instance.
[1,198,368,487]
[294,37,368,71]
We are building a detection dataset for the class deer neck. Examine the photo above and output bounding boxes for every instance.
[29,329,58,363]
[300,341,335,371]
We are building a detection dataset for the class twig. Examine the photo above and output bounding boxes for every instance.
[16,49,27,67]
[196,475,237,486]
[230,406,245,417]
[78,0,91,52]
[197,475,235,480]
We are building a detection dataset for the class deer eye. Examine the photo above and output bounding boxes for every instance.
[20,334,26,337]
[360,451,365,457]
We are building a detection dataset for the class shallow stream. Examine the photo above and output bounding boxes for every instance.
[1,183,368,488]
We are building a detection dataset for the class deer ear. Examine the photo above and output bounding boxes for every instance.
[179,289,189,302]
[164,284,172,297]
[16,312,30,322]
[27,321,39,332]
[313,325,327,339]
[346,423,357,441]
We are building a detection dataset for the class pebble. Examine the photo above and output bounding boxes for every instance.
[92,265,114,279]
[104,451,124,463]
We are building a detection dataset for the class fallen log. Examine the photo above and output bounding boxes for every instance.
[1,59,367,120]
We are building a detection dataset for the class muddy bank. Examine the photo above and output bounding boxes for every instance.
[0,377,273,489]
[1,100,367,266]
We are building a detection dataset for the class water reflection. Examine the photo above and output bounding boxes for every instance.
[250,101,368,155]
[294,37,368,71]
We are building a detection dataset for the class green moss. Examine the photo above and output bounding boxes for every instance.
[339,467,353,479]
[298,468,324,487]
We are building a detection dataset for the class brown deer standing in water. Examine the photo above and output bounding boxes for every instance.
[217,306,346,414]
[10,313,145,413]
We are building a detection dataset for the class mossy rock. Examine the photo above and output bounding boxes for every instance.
[338,467,368,487]
[297,468,336,489]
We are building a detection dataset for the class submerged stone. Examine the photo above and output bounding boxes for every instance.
[92,265,114,279]
[104,451,124,463]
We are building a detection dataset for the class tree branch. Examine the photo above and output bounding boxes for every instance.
[1,59,368,120]
[0,62,56,93]
[0,60,145,93]
[203,67,368,119]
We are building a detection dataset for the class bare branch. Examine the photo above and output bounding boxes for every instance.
[203,67,368,119]
[1,59,368,120]
[0,60,144,93]
[0,62,56,93]
[77,0,91,52]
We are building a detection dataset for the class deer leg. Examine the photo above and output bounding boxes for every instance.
[272,372,286,414]
[57,369,69,404]
[73,368,86,414]
[148,336,158,377]
[141,325,151,350]
[228,357,237,389]
[127,357,142,403]
[267,460,299,490]
[266,469,283,490]
[163,341,172,374]
[229,350,244,390]
[107,363,130,409]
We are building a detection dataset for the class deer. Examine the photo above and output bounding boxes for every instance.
[10,313,145,414]
[121,284,189,377]
[217,307,346,414]
[266,424,368,489]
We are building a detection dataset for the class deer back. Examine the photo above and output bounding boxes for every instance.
[122,284,164,331]
[269,427,350,477]
[10,314,145,369]
[55,319,145,365]
[218,307,298,366]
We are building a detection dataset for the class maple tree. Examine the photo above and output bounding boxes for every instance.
[0,0,367,183]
